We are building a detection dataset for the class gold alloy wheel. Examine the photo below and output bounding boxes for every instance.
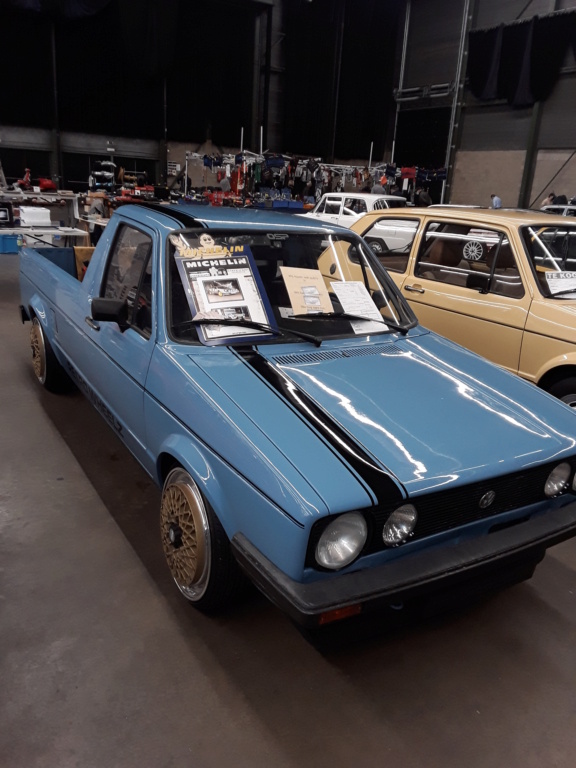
[30,317,47,384]
[160,468,211,602]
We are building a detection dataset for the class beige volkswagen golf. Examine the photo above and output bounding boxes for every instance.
[350,207,576,406]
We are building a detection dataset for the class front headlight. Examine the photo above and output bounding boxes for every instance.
[315,512,368,570]
[382,504,418,546]
[545,462,571,497]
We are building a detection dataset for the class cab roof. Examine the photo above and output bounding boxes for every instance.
[119,201,350,233]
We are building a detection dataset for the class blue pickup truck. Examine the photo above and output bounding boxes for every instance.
[18,202,576,629]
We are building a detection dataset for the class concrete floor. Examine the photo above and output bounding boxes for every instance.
[1,249,576,768]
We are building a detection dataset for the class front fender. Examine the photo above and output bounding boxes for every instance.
[153,433,311,580]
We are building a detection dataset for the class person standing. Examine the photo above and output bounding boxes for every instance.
[416,187,432,206]
[491,193,502,209]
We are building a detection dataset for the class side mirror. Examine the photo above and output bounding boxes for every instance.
[91,297,129,331]
[466,273,490,293]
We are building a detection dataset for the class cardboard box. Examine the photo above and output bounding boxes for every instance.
[19,206,52,226]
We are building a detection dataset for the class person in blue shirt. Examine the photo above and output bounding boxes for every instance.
[491,193,502,208]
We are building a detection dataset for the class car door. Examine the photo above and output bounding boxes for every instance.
[308,196,342,224]
[64,222,156,463]
[397,219,532,373]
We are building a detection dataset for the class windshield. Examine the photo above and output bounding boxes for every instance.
[522,224,576,297]
[167,228,416,345]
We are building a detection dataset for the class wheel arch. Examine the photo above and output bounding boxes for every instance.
[156,440,210,490]
[155,439,231,530]
[24,294,51,329]
[537,363,576,393]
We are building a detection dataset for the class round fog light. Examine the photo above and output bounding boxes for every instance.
[383,504,417,546]
[316,512,368,570]
[545,462,571,497]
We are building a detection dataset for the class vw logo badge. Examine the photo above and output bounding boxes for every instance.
[479,490,496,509]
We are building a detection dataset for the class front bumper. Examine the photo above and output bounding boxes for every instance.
[231,503,576,627]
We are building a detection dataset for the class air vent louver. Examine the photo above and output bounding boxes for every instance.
[272,344,404,366]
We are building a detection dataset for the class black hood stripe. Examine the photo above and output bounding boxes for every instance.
[237,349,405,508]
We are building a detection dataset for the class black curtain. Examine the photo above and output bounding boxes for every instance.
[468,11,576,108]
[394,107,451,169]
[283,0,401,159]
[2,0,112,16]
[531,13,576,102]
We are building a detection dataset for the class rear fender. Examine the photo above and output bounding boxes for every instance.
[25,294,54,335]
[24,294,69,368]
[533,352,576,388]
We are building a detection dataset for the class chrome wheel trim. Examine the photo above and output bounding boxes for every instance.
[462,240,484,261]
[30,317,47,384]
[160,469,211,602]
[560,392,576,408]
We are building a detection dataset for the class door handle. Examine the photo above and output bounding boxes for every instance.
[85,316,100,331]
[404,284,425,294]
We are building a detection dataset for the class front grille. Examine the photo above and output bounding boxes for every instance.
[369,459,576,551]
[307,458,576,567]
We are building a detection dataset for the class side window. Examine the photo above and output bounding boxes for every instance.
[361,218,419,273]
[343,197,367,216]
[415,222,524,298]
[324,199,342,215]
[373,199,388,211]
[103,225,153,336]
[487,243,524,298]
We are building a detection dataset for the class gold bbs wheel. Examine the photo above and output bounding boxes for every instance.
[160,468,211,602]
[30,316,47,385]
[29,315,68,392]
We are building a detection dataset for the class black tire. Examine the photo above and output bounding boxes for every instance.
[29,316,70,393]
[546,377,576,408]
[366,237,388,255]
[160,467,245,612]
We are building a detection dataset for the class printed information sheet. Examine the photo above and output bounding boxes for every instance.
[171,234,271,342]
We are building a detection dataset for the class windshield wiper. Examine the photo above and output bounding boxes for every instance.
[293,311,409,335]
[174,317,323,346]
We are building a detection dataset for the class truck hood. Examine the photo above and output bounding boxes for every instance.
[253,332,576,496]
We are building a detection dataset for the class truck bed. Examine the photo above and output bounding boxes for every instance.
[24,246,95,281]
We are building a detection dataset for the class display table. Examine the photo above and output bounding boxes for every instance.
[78,215,109,228]
[0,226,89,248]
